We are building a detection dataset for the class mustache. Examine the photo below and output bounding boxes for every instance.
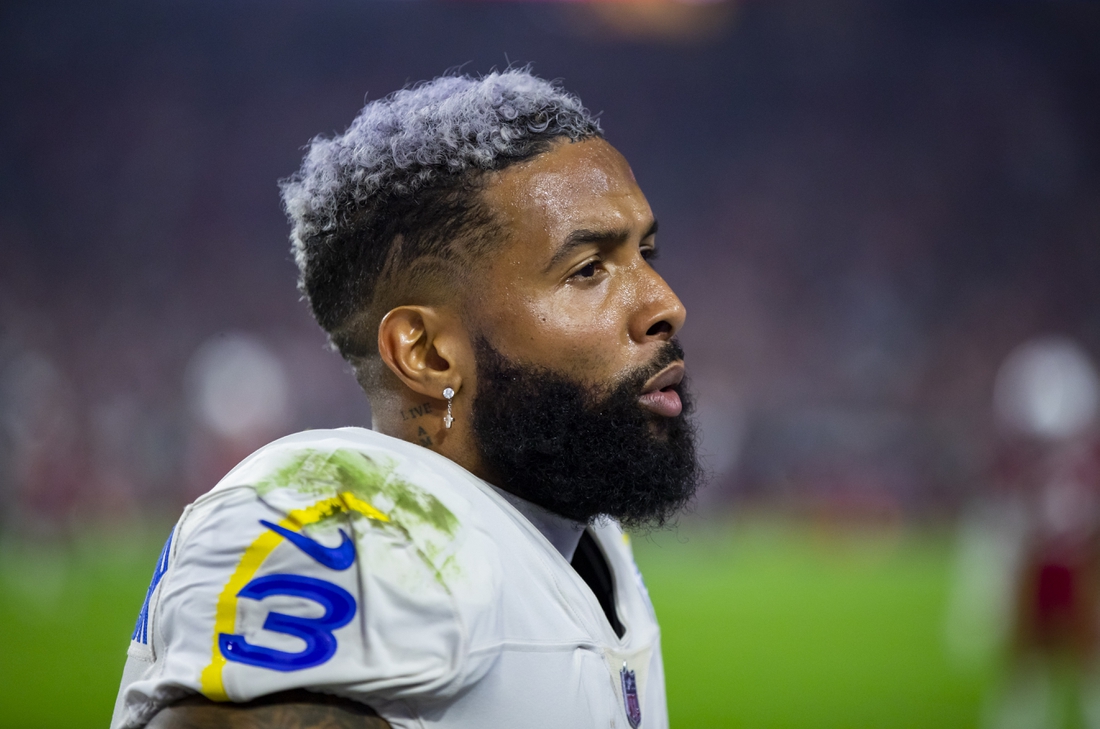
[623,338,686,392]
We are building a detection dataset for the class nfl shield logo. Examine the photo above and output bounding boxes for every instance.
[620,663,642,728]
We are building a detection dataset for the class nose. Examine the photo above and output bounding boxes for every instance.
[629,266,686,344]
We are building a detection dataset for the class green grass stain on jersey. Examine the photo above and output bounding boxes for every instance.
[256,448,459,539]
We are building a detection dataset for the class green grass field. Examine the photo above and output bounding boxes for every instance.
[634,520,994,728]
[0,518,994,728]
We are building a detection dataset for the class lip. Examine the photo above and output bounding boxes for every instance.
[638,361,685,418]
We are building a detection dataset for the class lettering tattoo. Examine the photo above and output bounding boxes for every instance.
[417,426,432,448]
[398,402,433,422]
[145,690,392,729]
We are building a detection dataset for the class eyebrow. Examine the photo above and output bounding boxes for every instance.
[543,219,659,274]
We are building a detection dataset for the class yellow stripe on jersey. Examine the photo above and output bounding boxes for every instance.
[200,491,388,700]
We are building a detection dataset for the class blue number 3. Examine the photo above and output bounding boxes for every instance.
[219,574,356,671]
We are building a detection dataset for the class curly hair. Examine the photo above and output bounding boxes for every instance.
[279,70,602,381]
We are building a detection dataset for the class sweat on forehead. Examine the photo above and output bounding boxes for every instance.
[279,70,603,365]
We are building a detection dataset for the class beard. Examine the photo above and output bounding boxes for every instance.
[470,337,701,529]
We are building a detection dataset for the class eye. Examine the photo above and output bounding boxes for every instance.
[567,259,603,282]
[642,247,660,263]
[575,262,598,278]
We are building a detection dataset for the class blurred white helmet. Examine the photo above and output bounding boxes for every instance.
[993,335,1099,440]
[187,332,290,440]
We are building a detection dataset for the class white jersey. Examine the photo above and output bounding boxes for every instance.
[111,427,668,729]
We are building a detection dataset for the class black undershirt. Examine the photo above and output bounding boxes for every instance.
[570,530,625,639]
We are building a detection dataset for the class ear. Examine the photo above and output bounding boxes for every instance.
[377,305,466,399]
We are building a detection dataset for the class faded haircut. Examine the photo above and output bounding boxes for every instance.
[279,70,602,386]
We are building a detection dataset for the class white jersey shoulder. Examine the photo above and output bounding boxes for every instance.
[111,427,668,729]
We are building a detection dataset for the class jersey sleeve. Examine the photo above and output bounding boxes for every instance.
[113,442,502,729]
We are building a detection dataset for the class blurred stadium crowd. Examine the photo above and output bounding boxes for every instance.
[1,0,1099,539]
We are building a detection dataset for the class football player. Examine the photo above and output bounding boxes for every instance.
[111,69,701,729]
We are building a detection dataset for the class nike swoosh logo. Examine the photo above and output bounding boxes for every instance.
[260,520,356,571]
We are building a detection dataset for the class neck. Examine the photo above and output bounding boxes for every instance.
[372,389,583,557]
[489,485,585,562]
[372,389,490,481]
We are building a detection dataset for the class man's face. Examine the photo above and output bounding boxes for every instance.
[463,138,699,526]
[470,137,687,401]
